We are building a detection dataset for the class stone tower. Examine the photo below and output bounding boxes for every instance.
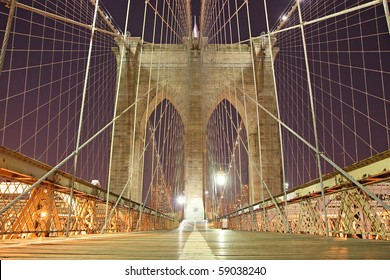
[109,35,282,221]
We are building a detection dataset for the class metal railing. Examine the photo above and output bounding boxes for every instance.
[217,153,390,240]
[0,147,176,239]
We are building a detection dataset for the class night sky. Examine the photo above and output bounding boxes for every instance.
[97,0,390,189]
[100,0,292,39]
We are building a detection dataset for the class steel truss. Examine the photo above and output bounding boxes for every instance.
[0,149,175,240]
[218,156,390,240]
[0,178,175,239]
[221,185,390,239]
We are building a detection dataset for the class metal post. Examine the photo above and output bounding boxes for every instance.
[0,0,17,76]
[384,0,390,34]
[262,179,289,231]
[296,0,329,237]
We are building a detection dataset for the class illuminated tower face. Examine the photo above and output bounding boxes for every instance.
[110,35,282,221]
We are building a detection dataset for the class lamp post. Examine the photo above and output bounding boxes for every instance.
[177,195,185,205]
[176,194,185,222]
[215,169,227,187]
[214,168,227,217]
[209,161,229,223]
[204,190,210,221]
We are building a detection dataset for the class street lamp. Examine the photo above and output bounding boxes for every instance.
[177,195,185,205]
[210,163,228,223]
[214,168,227,218]
[215,169,226,186]
[176,195,185,222]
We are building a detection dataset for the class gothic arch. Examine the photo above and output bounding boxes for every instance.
[140,91,186,139]
[203,87,257,133]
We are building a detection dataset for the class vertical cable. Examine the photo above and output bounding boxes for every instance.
[19,1,33,152]
[0,0,16,75]
[233,0,255,229]
[228,0,247,229]
[263,0,290,233]
[127,0,149,229]
[2,3,17,147]
[103,0,132,233]
[383,0,390,34]
[137,0,160,231]
[152,0,167,226]
[295,0,329,237]
[245,0,265,232]
[66,0,101,237]
[376,3,390,148]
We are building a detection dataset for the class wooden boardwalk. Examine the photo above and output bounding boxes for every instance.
[1,221,389,260]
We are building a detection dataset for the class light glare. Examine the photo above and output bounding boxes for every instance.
[215,170,226,186]
[177,196,185,205]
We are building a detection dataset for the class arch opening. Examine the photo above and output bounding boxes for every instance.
[142,99,185,218]
[206,99,249,221]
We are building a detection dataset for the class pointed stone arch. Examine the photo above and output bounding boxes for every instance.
[139,91,187,140]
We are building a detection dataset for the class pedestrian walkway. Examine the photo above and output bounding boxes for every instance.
[1,221,389,259]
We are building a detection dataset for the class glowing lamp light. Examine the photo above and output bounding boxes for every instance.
[177,196,185,205]
[282,15,288,21]
[40,211,47,218]
[215,170,227,186]
[91,180,100,187]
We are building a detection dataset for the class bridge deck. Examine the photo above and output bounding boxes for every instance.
[1,222,389,260]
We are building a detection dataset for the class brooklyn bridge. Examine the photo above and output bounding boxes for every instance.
[0,0,389,260]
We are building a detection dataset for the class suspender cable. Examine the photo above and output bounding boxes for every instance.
[103,0,132,234]
[1,0,17,147]
[137,0,160,231]
[245,0,268,232]
[126,0,148,228]
[384,0,390,34]
[296,0,329,237]
[229,79,390,214]
[227,0,248,230]
[263,0,290,233]
[150,0,167,228]
[0,0,17,76]
[234,0,256,229]
[65,0,101,237]
[0,89,148,217]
